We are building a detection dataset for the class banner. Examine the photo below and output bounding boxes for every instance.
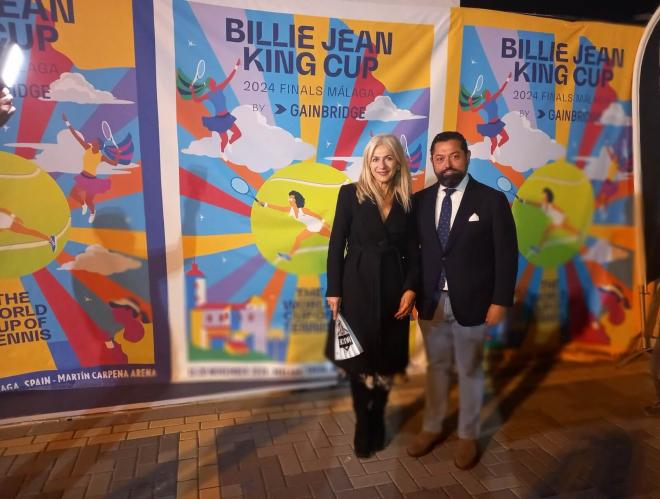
[446,9,643,359]
[634,7,660,284]
[156,0,451,380]
[0,0,169,392]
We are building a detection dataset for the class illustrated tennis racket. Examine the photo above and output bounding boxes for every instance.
[470,74,484,97]
[230,177,261,204]
[400,134,410,158]
[101,120,118,149]
[191,59,206,87]
[496,176,521,201]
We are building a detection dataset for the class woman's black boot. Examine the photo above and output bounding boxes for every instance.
[369,385,389,452]
[350,379,373,458]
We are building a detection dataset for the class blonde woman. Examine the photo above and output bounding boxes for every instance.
[325,134,419,458]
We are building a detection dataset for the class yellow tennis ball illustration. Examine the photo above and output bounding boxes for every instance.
[513,160,593,268]
[251,162,349,276]
[0,152,70,277]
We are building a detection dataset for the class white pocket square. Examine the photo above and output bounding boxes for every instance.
[468,213,480,222]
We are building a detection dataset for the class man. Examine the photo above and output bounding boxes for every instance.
[408,131,518,469]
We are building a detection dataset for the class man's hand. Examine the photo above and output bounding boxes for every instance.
[485,304,507,326]
[395,290,416,319]
[327,297,341,320]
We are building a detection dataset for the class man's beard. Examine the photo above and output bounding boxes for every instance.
[437,169,466,188]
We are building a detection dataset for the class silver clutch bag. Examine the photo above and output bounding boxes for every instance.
[334,313,363,360]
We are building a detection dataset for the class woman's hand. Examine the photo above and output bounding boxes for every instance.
[394,290,416,319]
[326,297,341,320]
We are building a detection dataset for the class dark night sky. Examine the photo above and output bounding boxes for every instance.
[460,1,658,25]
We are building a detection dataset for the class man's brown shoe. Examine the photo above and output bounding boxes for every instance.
[406,431,441,457]
[454,438,478,470]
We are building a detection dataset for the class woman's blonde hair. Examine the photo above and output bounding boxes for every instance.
[356,134,412,212]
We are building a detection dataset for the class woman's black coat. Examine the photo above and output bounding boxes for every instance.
[325,183,419,375]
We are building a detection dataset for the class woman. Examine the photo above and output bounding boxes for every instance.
[326,134,419,458]
[0,207,56,251]
[62,113,118,224]
[189,59,242,158]
[259,190,331,260]
[468,72,511,155]
[520,187,581,253]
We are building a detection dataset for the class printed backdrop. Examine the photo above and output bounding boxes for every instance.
[156,0,451,380]
[0,0,168,392]
[0,1,645,394]
[447,9,643,359]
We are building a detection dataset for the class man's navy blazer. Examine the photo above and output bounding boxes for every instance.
[413,175,518,325]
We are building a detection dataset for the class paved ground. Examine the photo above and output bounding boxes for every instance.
[0,358,659,498]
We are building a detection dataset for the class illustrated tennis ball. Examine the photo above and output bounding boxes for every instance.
[0,152,70,277]
[513,160,593,269]
[251,162,349,276]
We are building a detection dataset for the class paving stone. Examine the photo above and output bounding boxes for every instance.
[151,461,178,496]
[284,469,325,488]
[15,467,50,495]
[186,414,219,424]
[34,431,76,443]
[324,466,353,492]
[377,482,404,499]
[294,440,317,462]
[48,448,79,479]
[442,483,472,499]
[414,471,457,490]
[7,454,37,476]
[350,471,391,489]
[363,458,401,474]
[198,463,219,489]
[86,470,113,496]
[339,454,365,477]
[315,444,353,458]
[176,457,197,482]
[335,486,380,498]
[113,455,136,481]
[309,479,335,499]
[120,436,159,450]
[0,474,24,497]
[0,436,34,448]
[42,474,91,493]
[176,479,198,499]
[4,442,48,455]
[157,434,178,463]
[387,467,420,494]
[220,483,243,497]
[278,450,303,476]
[88,433,127,445]
[136,444,158,465]
[71,443,101,475]
[261,460,286,489]
[268,483,312,498]
[405,489,449,498]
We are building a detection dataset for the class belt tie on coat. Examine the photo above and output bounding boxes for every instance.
[347,241,403,332]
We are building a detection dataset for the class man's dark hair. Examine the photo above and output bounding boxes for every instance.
[289,190,305,207]
[430,131,469,156]
[542,187,554,203]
